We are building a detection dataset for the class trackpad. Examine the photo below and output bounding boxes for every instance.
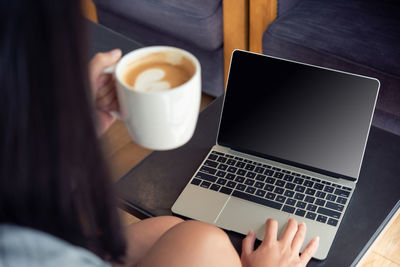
[215,197,289,240]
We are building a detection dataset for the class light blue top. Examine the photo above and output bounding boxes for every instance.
[0,224,111,267]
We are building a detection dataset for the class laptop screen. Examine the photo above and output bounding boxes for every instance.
[217,50,379,181]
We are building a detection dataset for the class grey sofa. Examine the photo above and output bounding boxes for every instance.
[262,0,400,135]
[93,0,224,97]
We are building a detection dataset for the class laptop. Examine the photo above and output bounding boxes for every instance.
[172,50,380,260]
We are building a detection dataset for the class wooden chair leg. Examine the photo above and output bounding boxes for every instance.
[249,0,277,54]
[223,0,249,88]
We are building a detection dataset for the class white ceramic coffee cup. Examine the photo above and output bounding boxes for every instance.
[108,46,201,150]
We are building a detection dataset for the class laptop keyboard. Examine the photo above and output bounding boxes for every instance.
[190,151,353,227]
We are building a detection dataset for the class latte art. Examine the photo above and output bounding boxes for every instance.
[122,52,195,92]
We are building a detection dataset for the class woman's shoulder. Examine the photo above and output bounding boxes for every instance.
[0,224,111,267]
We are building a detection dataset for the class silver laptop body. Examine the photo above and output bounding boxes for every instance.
[172,50,380,260]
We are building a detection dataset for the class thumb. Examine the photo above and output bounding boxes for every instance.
[90,49,122,79]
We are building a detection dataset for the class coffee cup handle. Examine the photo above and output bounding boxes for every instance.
[102,66,124,121]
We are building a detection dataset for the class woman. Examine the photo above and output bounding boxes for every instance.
[0,0,319,266]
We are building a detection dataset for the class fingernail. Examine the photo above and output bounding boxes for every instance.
[248,230,254,236]
[110,49,122,60]
[315,236,320,243]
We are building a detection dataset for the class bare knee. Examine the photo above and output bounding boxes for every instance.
[143,220,241,267]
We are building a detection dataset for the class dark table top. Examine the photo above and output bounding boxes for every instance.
[89,20,400,266]
[115,95,400,266]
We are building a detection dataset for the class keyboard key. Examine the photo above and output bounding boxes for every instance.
[305,188,316,196]
[204,160,218,168]
[272,167,281,171]
[227,181,237,188]
[305,196,315,203]
[210,184,221,191]
[264,169,274,176]
[274,172,284,179]
[235,161,246,168]
[237,169,246,176]
[208,154,218,160]
[303,180,314,187]
[246,172,256,179]
[324,186,334,193]
[263,164,272,169]
[200,166,217,175]
[236,184,246,191]
[254,182,264,189]
[306,212,317,220]
[282,205,295,214]
[226,159,236,166]
[334,188,350,197]
[256,174,266,181]
[232,190,282,210]
[316,215,328,223]
[285,182,295,190]
[326,194,337,201]
[254,167,265,173]
[191,178,202,185]
[255,189,266,197]
[235,176,245,183]
[318,207,341,219]
[234,156,242,160]
[327,218,339,226]
[246,187,256,194]
[284,174,294,182]
[195,172,217,183]
[226,154,233,158]
[217,156,227,163]
[266,192,276,200]
[264,184,274,191]
[217,178,227,185]
[315,199,326,206]
[295,185,306,193]
[226,173,235,180]
[294,193,305,201]
[216,171,226,177]
[326,201,344,212]
[337,197,347,205]
[212,151,224,156]
[220,187,232,195]
[275,180,285,187]
[302,175,311,179]
[274,187,284,194]
[200,181,211,189]
[284,190,295,197]
[314,183,324,190]
[245,179,255,186]
[295,209,306,217]
[281,170,291,174]
[266,177,276,184]
[276,195,286,203]
[218,164,228,171]
[245,164,256,171]
[296,201,306,209]
[315,191,326,198]
[343,186,352,191]
[306,204,317,212]
[227,166,237,173]
[286,198,296,206]
[294,177,304,184]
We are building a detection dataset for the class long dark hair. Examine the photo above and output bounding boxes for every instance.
[0,0,126,263]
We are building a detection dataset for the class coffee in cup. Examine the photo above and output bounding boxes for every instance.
[121,51,196,93]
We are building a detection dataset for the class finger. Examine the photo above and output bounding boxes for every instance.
[105,98,119,112]
[90,49,122,81]
[96,90,117,110]
[96,78,116,100]
[97,74,113,90]
[300,236,319,265]
[291,222,306,252]
[263,219,278,245]
[241,230,256,256]
[279,218,298,245]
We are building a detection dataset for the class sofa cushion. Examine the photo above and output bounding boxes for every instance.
[93,0,223,51]
[264,0,400,77]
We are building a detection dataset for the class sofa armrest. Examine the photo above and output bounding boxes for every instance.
[249,0,277,53]
[223,0,249,86]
